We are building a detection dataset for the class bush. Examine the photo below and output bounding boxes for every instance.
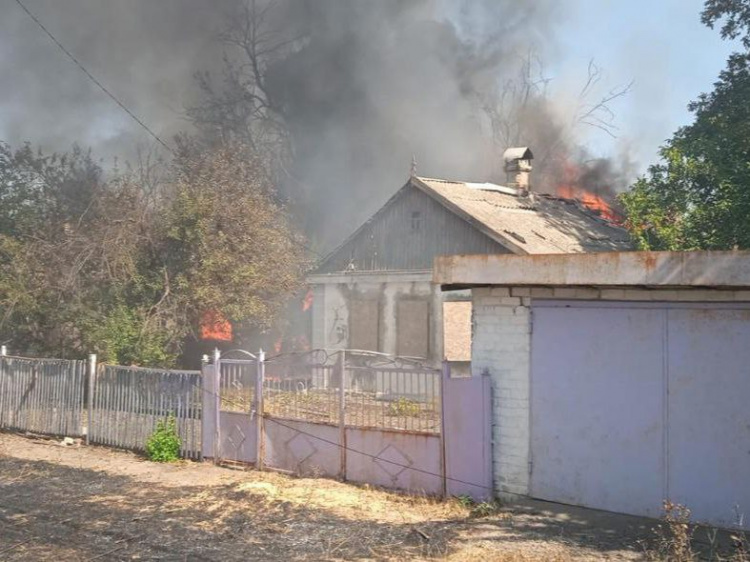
[146,415,181,462]
[386,397,421,418]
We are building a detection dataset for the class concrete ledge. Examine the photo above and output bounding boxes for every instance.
[309,269,432,285]
[434,251,750,289]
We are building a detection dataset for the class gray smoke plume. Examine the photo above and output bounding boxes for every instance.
[0,0,233,159]
[0,0,627,249]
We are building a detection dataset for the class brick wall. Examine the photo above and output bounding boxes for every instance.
[471,284,748,499]
[471,287,532,496]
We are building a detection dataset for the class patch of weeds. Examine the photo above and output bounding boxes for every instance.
[387,397,421,418]
[454,495,502,518]
[647,501,695,561]
[145,415,181,462]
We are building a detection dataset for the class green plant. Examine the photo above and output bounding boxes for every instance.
[146,415,182,462]
[454,495,502,518]
[387,397,421,418]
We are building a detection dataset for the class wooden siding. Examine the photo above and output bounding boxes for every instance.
[318,184,510,273]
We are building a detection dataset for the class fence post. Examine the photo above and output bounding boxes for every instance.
[0,346,6,430]
[256,349,265,471]
[338,350,347,480]
[213,348,221,464]
[440,360,450,497]
[86,354,97,445]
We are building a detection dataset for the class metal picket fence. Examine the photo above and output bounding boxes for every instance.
[89,365,202,459]
[0,355,86,437]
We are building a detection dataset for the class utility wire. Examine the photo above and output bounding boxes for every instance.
[262,415,490,491]
[13,0,329,263]
[13,0,175,154]
[197,374,492,492]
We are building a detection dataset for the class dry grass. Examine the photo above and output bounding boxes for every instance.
[0,430,710,561]
[645,501,749,562]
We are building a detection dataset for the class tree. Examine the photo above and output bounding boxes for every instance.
[161,138,308,348]
[620,0,750,250]
[0,139,307,366]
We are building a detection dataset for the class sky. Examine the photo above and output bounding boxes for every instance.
[0,0,741,179]
[552,0,739,169]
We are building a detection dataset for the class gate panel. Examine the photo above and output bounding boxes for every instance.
[442,372,492,500]
[218,411,257,463]
[264,419,341,476]
[530,303,665,517]
[667,308,750,529]
[345,427,443,494]
[217,359,258,463]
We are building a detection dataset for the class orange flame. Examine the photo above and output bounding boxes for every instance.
[200,310,233,342]
[556,162,622,224]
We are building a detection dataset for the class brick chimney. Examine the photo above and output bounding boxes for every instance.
[503,147,534,195]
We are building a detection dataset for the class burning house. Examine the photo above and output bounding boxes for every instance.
[307,148,632,370]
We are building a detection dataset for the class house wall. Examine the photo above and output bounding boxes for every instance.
[310,272,442,361]
[317,183,509,273]
[310,272,471,364]
[471,286,750,499]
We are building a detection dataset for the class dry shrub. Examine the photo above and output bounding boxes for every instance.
[647,501,750,562]
[648,501,696,561]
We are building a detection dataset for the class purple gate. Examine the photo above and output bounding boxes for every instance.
[202,350,491,499]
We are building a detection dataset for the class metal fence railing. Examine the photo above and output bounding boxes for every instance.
[0,355,86,437]
[218,359,256,413]
[89,365,202,459]
[262,351,442,434]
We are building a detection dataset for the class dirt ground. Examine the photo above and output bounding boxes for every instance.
[0,431,720,561]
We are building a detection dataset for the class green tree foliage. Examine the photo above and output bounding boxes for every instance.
[0,139,306,366]
[620,0,750,250]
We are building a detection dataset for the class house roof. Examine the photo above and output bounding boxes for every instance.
[413,176,631,255]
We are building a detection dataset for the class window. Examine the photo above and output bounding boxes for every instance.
[411,211,422,232]
[397,300,429,358]
[348,298,380,351]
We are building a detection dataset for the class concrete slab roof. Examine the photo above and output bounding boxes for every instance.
[434,251,750,289]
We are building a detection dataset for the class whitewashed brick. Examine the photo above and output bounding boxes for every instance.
[490,287,511,297]
[575,288,601,299]
[472,290,532,498]
[600,289,626,300]
[530,287,555,298]
[552,288,578,298]
[511,287,532,297]
[620,289,655,301]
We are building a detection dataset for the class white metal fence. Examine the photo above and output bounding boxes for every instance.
[88,365,202,459]
[0,350,203,459]
[263,350,442,434]
[0,355,86,437]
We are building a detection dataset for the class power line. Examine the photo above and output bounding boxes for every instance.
[196,375,492,492]
[13,0,174,154]
[13,0,327,264]
[263,415,490,491]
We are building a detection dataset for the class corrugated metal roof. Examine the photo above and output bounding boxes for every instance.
[414,177,631,254]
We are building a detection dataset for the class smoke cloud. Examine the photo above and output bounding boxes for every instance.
[0,0,626,248]
[0,0,233,158]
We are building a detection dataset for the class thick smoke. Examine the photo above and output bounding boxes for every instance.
[0,0,233,159]
[0,0,625,249]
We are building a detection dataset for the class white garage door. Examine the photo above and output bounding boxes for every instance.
[530,301,750,529]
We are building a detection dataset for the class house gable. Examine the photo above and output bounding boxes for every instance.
[316,182,510,273]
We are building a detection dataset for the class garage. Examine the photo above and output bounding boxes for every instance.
[531,301,750,527]
[434,251,750,529]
